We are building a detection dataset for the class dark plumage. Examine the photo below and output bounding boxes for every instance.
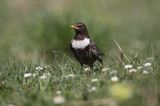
[70,23,103,68]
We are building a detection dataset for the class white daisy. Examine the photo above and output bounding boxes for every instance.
[40,73,48,79]
[65,74,75,78]
[109,70,117,75]
[101,67,109,72]
[24,73,32,78]
[137,66,143,70]
[142,70,149,74]
[32,73,37,77]
[1,81,5,84]
[91,78,98,82]
[84,67,90,72]
[128,69,137,73]
[147,57,154,61]
[7,104,15,106]
[144,62,152,67]
[36,66,44,71]
[111,76,119,82]
[56,90,62,95]
[89,86,97,92]
[125,64,133,69]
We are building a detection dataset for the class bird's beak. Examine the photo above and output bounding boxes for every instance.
[70,25,79,29]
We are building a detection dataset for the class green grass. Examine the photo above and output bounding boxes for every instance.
[0,51,159,106]
[0,0,160,106]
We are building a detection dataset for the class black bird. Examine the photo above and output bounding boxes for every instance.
[70,23,103,68]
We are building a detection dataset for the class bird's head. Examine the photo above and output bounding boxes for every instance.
[70,23,88,34]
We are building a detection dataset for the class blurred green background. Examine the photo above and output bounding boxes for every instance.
[0,0,160,62]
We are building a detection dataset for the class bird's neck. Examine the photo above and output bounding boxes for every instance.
[74,34,90,40]
[74,30,90,40]
[75,30,89,35]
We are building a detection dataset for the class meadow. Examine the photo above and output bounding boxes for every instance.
[0,0,160,106]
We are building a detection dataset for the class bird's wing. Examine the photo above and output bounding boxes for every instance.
[89,41,103,63]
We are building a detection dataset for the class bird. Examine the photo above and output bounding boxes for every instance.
[70,23,103,69]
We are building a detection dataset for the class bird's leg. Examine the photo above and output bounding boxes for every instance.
[98,59,103,70]
[89,64,93,70]
[80,63,84,70]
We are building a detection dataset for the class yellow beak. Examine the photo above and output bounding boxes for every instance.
[70,25,79,29]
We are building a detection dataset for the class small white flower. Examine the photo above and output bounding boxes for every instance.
[65,74,75,78]
[101,67,109,72]
[40,74,48,79]
[91,78,98,82]
[1,81,5,84]
[111,76,119,82]
[142,70,149,74]
[56,90,62,95]
[7,104,15,106]
[40,75,47,79]
[68,74,74,77]
[84,67,90,72]
[36,66,44,71]
[125,64,133,69]
[46,72,51,76]
[128,69,137,73]
[147,57,154,61]
[109,70,117,75]
[33,73,37,77]
[93,67,96,69]
[24,73,32,78]
[144,62,152,67]
[53,95,65,104]
[89,86,96,92]
[137,66,143,70]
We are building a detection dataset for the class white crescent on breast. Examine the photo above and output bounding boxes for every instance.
[72,38,90,49]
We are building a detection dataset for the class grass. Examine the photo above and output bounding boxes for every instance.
[0,50,160,106]
[0,0,160,106]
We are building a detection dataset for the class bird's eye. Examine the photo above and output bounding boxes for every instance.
[79,26,83,28]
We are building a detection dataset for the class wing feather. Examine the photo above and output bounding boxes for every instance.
[89,41,103,63]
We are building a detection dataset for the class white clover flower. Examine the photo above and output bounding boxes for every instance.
[1,81,5,84]
[137,66,143,70]
[125,64,133,69]
[32,73,37,77]
[53,95,65,104]
[111,76,119,82]
[24,73,32,78]
[91,78,98,82]
[84,67,90,72]
[65,74,75,79]
[67,74,75,78]
[144,62,152,67]
[40,73,48,79]
[142,70,149,75]
[101,67,109,72]
[56,90,62,95]
[7,104,15,106]
[128,69,137,73]
[36,66,44,71]
[147,57,154,61]
[40,75,47,79]
[46,72,51,76]
[93,66,96,70]
[89,86,97,92]
[109,70,117,75]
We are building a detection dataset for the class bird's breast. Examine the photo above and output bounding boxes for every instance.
[71,38,90,49]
